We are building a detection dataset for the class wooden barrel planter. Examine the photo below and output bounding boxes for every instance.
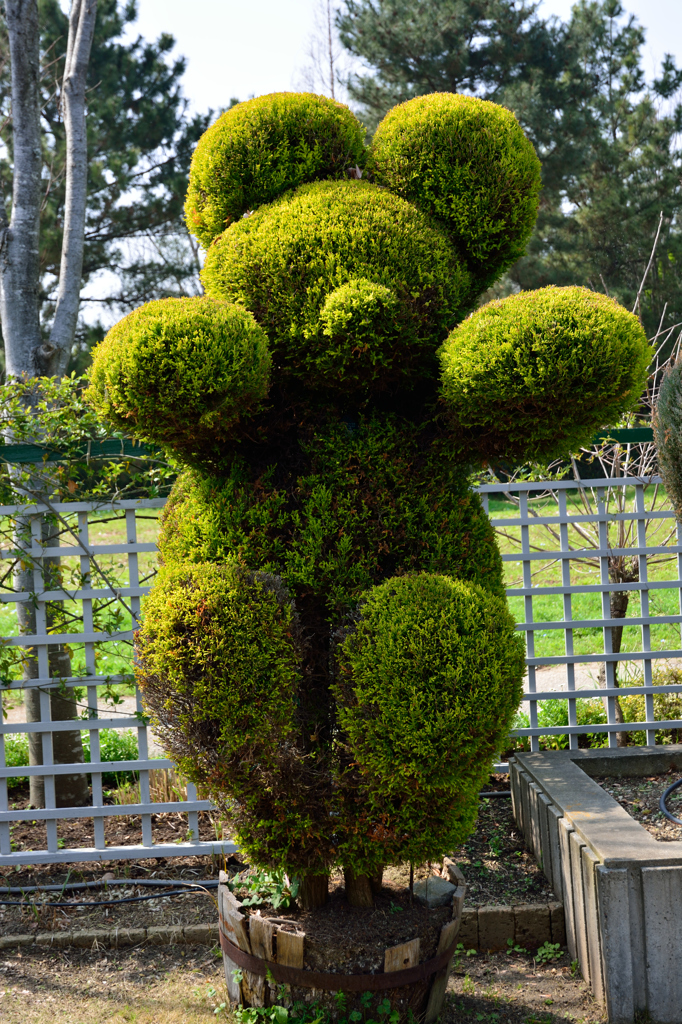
[218,859,466,1023]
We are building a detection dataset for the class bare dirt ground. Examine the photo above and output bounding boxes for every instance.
[594,769,682,842]
[0,943,604,1024]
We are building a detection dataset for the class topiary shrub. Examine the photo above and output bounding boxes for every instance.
[86,296,270,472]
[185,92,366,249]
[87,90,647,916]
[654,359,682,520]
[439,285,651,463]
[333,574,524,886]
[201,179,471,397]
[368,93,542,295]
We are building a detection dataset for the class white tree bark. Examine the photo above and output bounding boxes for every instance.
[48,0,98,376]
[2,0,99,809]
[0,0,42,379]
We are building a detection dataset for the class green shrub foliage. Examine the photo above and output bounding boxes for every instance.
[654,360,682,521]
[439,286,651,463]
[185,92,366,249]
[85,90,650,892]
[369,94,542,295]
[333,574,525,870]
[201,180,471,397]
[86,297,271,470]
[135,562,337,873]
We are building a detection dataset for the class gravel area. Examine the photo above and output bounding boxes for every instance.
[592,770,682,842]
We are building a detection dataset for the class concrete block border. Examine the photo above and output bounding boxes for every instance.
[0,903,566,955]
[0,921,220,951]
[458,902,564,951]
[512,745,682,1024]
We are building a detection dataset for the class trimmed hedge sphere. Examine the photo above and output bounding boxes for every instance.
[333,573,525,871]
[185,92,366,249]
[439,286,651,463]
[86,297,271,471]
[202,179,472,394]
[369,93,542,295]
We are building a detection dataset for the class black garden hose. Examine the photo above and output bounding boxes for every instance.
[660,777,682,825]
[0,877,219,908]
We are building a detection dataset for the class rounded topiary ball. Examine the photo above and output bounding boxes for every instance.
[86,296,271,471]
[333,572,525,871]
[369,93,542,295]
[439,285,651,463]
[202,179,471,395]
[185,92,366,249]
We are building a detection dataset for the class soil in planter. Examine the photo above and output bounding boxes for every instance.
[446,776,557,907]
[593,769,682,842]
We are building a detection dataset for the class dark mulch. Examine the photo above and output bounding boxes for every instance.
[593,769,682,842]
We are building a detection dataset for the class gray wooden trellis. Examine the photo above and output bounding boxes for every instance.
[1,475,681,865]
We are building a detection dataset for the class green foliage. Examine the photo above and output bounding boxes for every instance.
[0,373,174,502]
[654,360,682,521]
[235,994,402,1024]
[229,868,299,910]
[535,941,563,964]
[201,179,471,397]
[369,93,542,294]
[157,416,505,618]
[86,297,271,471]
[185,92,366,249]
[3,728,140,789]
[333,573,525,870]
[82,728,139,785]
[134,561,332,874]
[4,733,28,789]
[439,286,651,463]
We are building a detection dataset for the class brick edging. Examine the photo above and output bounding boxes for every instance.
[459,901,565,951]
[0,921,219,951]
[0,902,566,953]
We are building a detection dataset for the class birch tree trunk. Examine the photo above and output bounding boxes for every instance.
[2,0,98,808]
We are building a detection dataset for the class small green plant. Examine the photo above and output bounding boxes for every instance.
[453,942,477,971]
[229,868,300,910]
[462,974,475,996]
[534,941,563,964]
[488,833,504,857]
[506,937,528,955]
[570,959,581,977]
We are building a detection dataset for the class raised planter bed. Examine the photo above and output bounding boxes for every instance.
[511,745,682,1024]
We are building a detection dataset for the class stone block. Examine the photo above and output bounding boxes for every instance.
[513,904,550,949]
[184,923,219,944]
[596,866,635,1024]
[537,791,553,885]
[581,845,604,1004]
[457,909,478,950]
[36,931,73,948]
[112,927,147,948]
[477,906,513,951]
[546,804,564,901]
[558,816,576,959]
[0,934,33,949]
[413,876,456,908]
[642,866,682,1024]
[548,902,566,945]
[146,925,185,945]
[71,929,112,949]
[569,828,589,986]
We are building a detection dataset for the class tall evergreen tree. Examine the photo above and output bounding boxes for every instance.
[0,0,210,370]
[338,0,682,337]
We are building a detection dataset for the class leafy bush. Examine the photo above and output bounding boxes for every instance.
[82,728,139,786]
[333,573,525,871]
[369,93,542,294]
[4,729,140,790]
[439,286,651,463]
[86,297,271,473]
[185,92,366,249]
[157,416,505,618]
[5,733,29,789]
[201,180,471,397]
[134,561,328,874]
[654,359,682,520]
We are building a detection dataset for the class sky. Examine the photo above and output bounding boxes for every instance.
[121,0,682,117]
